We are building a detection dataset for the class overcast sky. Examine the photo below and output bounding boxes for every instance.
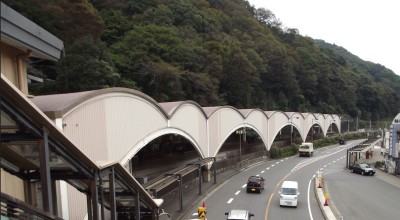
[248,0,400,76]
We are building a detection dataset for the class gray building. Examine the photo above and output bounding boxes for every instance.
[389,113,400,174]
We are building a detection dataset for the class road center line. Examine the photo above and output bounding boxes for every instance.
[265,148,346,220]
[264,172,291,220]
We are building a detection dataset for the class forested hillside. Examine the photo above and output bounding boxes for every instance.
[3,0,399,120]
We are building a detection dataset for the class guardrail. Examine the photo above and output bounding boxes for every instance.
[1,192,62,220]
[143,158,214,196]
[141,157,214,212]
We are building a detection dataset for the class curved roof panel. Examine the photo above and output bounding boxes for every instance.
[159,100,206,117]
[202,106,244,118]
[31,87,167,119]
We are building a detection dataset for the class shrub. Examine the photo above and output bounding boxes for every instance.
[269,145,299,159]
[374,161,385,168]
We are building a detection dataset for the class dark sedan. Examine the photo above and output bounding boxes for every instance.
[246,176,265,193]
[349,163,375,176]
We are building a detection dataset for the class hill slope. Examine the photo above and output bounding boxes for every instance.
[3,0,399,120]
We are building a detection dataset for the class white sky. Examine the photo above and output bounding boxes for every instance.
[248,0,400,75]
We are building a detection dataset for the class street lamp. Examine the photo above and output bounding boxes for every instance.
[312,119,318,141]
[290,117,299,146]
[330,120,336,133]
[236,128,245,161]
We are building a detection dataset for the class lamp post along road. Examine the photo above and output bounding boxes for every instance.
[290,117,299,146]
[236,129,245,161]
[330,120,336,133]
[239,132,241,161]
[312,119,318,142]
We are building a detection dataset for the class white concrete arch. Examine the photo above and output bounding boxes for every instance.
[324,114,341,134]
[211,123,266,158]
[206,106,246,157]
[32,87,342,170]
[120,127,203,166]
[265,111,290,149]
[33,88,172,163]
[287,112,306,143]
[166,101,208,157]
[303,113,323,138]
[242,109,269,149]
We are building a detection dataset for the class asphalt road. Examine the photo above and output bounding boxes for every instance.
[184,141,362,220]
[324,161,400,219]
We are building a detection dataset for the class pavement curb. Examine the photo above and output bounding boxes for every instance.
[314,177,343,220]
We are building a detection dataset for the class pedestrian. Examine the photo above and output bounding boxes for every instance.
[366,151,370,159]
[370,150,373,158]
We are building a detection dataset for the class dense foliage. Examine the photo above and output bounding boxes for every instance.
[3,0,399,120]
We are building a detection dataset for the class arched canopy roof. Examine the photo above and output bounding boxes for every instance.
[31,87,169,119]
[30,87,341,162]
[159,100,207,118]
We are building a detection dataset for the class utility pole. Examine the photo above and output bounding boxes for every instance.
[356,115,359,132]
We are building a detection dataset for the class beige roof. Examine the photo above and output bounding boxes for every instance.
[31,87,166,119]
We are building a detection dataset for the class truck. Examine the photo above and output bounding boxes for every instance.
[299,142,314,157]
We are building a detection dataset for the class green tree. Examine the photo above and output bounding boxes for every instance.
[220,46,260,108]
[139,62,185,101]
[56,37,121,92]
[100,9,132,45]
[254,7,282,27]
[181,72,222,106]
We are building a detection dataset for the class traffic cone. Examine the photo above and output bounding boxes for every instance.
[318,180,322,188]
[324,194,329,206]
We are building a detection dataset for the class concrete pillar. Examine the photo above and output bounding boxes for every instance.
[202,168,211,183]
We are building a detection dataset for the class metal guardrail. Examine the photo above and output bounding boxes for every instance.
[1,192,62,220]
[143,158,214,196]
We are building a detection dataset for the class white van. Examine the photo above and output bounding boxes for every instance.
[225,209,254,220]
[279,181,299,207]
[299,142,314,157]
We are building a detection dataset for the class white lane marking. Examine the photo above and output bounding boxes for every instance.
[227,198,234,204]
[271,164,275,167]
[261,171,265,173]
[235,191,240,195]
[256,174,260,176]
[267,167,270,170]
[281,159,284,162]
[192,212,198,216]
[242,184,247,188]
[276,162,280,164]
[308,179,314,220]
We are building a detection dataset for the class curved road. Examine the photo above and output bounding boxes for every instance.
[324,157,400,219]
[184,141,359,220]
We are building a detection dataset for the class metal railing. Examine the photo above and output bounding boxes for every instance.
[1,192,62,220]
[143,157,214,197]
